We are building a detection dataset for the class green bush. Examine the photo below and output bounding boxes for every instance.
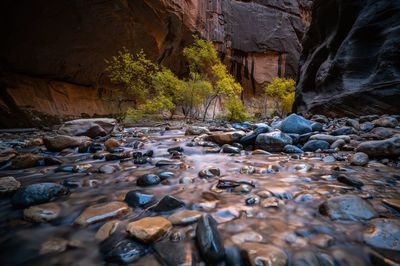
[226,96,249,122]
[265,77,295,117]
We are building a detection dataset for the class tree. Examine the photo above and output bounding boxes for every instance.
[226,95,249,122]
[265,77,295,117]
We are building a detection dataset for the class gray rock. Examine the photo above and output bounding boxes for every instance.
[58,118,117,137]
[222,144,241,154]
[372,117,399,128]
[43,135,91,152]
[11,183,69,208]
[319,195,378,221]
[256,131,292,152]
[364,218,400,251]
[303,140,330,152]
[280,114,312,134]
[350,152,369,166]
[136,174,161,187]
[356,135,400,157]
[240,126,271,145]
[283,144,304,154]
[185,126,210,135]
[196,214,225,263]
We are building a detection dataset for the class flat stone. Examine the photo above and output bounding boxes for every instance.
[356,135,400,157]
[23,202,61,222]
[336,174,364,188]
[150,195,185,212]
[207,131,246,145]
[241,242,287,266]
[11,183,69,208]
[124,191,154,208]
[126,216,172,243]
[101,237,148,264]
[154,241,193,266]
[43,135,91,152]
[0,176,21,195]
[302,140,330,152]
[95,220,120,241]
[382,198,400,212]
[58,118,117,137]
[231,231,263,245]
[319,195,378,221]
[75,201,129,225]
[364,218,400,251]
[196,214,225,263]
[11,154,43,169]
[168,210,202,225]
[185,126,210,135]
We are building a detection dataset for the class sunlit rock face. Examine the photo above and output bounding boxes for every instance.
[294,0,400,117]
[0,0,311,127]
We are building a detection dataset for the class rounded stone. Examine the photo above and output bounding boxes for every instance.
[126,217,172,243]
[23,202,61,222]
[75,201,129,226]
[168,210,203,225]
[364,218,400,251]
[0,176,21,195]
[350,152,369,166]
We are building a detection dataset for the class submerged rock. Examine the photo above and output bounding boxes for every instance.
[319,195,378,221]
[196,214,225,263]
[364,218,400,251]
[75,201,129,226]
[154,241,193,266]
[12,183,69,208]
[241,242,287,266]
[382,198,400,212]
[198,167,221,178]
[23,202,61,222]
[101,237,148,264]
[11,154,43,169]
[168,210,202,225]
[136,174,161,187]
[124,191,154,208]
[0,176,21,195]
[126,217,172,243]
[336,174,364,188]
[95,220,120,241]
[150,195,185,212]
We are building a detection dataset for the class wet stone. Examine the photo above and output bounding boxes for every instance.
[43,135,91,152]
[350,152,369,166]
[154,241,193,266]
[356,135,400,157]
[74,201,129,226]
[241,242,287,266]
[136,174,161,186]
[261,197,285,208]
[336,174,364,188]
[256,131,293,152]
[158,171,175,180]
[150,195,185,212]
[11,183,69,208]
[372,117,399,128]
[319,195,378,221]
[0,176,21,196]
[363,218,400,251]
[323,155,336,163]
[11,154,43,169]
[283,144,304,154]
[222,144,241,154]
[280,113,312,135]
[198,167,220,178]
[207,131,246,145]
[245,197,260,205]
[240,126,271,145]
[196,214,225,263]
[155,159,182,167]
[331,126,355,136]
[213,207,240,223]
[23,202,61,222]
[104,138,120,152]
[95,220,120,241]
[382,198,400,212]
[185,126,210,135]
[302,140,330,152]
[168,210,202,225]
[101,237,148,264]
[124,191,154,208]
[126,216,172,243]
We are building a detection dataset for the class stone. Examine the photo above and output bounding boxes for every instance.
[40,238,68,255]
[104,138,121,152]
[311,114,329,124]
[126,217,172,243]
[222,144,241,154]
[154,241,193,266]
[372,117,398,128]
[280,114,312,134]
[58,118,117,137]
[323,155,336,163]
[240,126,271,145]
[319,195,378,221]
[101,237,148,264]
[231,231,263,245]
[331,139,346,149]
[370,127,400,139]
[295,0,400,116]
[311,122,323,132]
[11,183,69,208]
[198,167,220,178]
[350,152,369,166]
[185,126,210,135]
[151,195,185,212]
[336,174,364,188]
[382,199,400,212]
[124,191,154,208]
[283,144,304,154]
[241,243,287,266]
[363,218,400,251]
[360,122,375,132]
[0,176,21,195]
[356,135,400,157]
[207,131,246,145]
[158,171,175,180]
[255,131,292,152]
[346,119,360,130]
[43,135,91,152]
[155,160,182,167]
[309,134,350,144]
[23,202,61,222]
[302,140,330,152]
[168,210,202,225]
[26,138,44,147]
[74,201,129,226]
[95,220,120,241]
[98,164,120,174]
[196,214,225,263]
[213,207,240,223]
[136,174,161,186]
[261,197,285,208]
[331,127,355,136]
[10,154,43,169]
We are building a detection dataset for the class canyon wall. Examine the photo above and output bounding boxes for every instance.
[0,0,310,127]
[294,0,400,117]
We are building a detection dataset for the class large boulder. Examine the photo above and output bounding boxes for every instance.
[295,0,400,116]
[58,118,117,137]
[206,131,245,145]
[280,114,312,134]
[255,131,292,152]
[43,135,91,152]
[356,135,400,157]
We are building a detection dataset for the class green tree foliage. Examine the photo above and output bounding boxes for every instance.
[226,95,249,122]
[265,77,295,117]
[183,35,218,75]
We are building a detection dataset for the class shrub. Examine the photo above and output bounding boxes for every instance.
[265,77,295,117]
[226,95,249,122]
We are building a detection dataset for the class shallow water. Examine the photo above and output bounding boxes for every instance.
[0,128,399,265]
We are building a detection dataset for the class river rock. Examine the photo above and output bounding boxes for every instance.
[196,214,225,263]
[372,117,398,128]
[360,122,375,132]
[126,217,172,243]
[319,195,378,221]
[95,220,120,241]
[154,241,193,266]
[241,242,287,266]
[280,114,312,134]
[336,174,364,188]
[231,231,263,245]
[382,199,400,212]
[356,135,400,157]
[198,167,220,178]
[0,176,21,195]
[350,152,369,166]
[185,126,210,135]
[23,202,61,222]
[331,126,355,136]
[207,131,245,145]
[240,126,271,145]
[311,114,329,124]
[363,218,400,251]
[283,144,303,154]
[124,191,154,207]
[136,174,161,186]
[11,183,69,208]
[346,119,360,130]
[303,140,330,152]
[331,139,346,149]
[10,154,43,169]
[58,118,117,137]
[101,237,148,264]
[104,138,121,152]
[222,144,241,154]
[167,210,202,225]
[309,134,350,144]
[75,201,129,225]
[255,131,292,152]
[151,195,185,212]
[43,135,91,152]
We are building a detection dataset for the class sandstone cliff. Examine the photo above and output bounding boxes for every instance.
[295,0,400,117]
[0,0,310,127]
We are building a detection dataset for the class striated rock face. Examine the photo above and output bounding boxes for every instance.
[295,0,400,117]
[0,0,310,127]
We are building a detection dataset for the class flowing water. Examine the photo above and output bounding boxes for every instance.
[0,127,399,265]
